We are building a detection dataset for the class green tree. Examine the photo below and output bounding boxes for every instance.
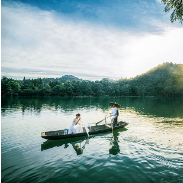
[19,88,35,96]
[9,80,20,95]
[48,80,61,88]
[64,81,74,96]
[121,84,132,96]
[92,82,104,96]
[1,77,21,96]
[101,78,113,96]
[32,78,44,89]
[51,84,65,96]
[1,77,12,96]
[113,82,120,96]
[79,81,93,96]
[71,81,82,96]
[161,0,183,23]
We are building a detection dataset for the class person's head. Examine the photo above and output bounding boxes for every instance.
[113,104,117,108]
[76,113,80,118]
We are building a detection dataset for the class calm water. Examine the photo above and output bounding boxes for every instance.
[1,97,183,183]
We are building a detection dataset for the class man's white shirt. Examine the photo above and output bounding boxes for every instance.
[112,107,118,118]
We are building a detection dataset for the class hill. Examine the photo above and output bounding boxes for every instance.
[130,62,183,96]
[1,62,183,97]
[42,75,82,84]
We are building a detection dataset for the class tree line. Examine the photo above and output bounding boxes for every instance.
[1,63,183,97]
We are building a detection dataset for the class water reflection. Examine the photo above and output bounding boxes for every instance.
[109,130,120,155]
[41,128,127,156]
[41,136,89,155]
[71,139,89,155]
[1,97,183,118]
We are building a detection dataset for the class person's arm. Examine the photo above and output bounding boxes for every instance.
[73,118,77,125]
[110,108,114,116]
[75,117,81,125]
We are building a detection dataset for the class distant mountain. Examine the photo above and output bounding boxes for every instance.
[58,75,82,83]
[43,75,82,84]
[130,62,183,96]
[134,62,183,83]
[2,62,183,97]
[141,62,182,76]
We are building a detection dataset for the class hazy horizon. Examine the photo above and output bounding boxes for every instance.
[1,62,183,81]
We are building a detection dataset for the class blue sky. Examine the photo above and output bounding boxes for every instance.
[1,0,183,80]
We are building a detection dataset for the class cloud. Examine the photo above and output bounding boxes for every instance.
[1,2,183,80]
[121,27,183,77]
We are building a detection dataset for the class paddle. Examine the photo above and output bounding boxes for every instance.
[110,114,114,138]
[95,116,110,125]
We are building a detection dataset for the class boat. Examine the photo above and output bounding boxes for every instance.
[41,135,88,151]
[41,121,128,140]
[41,127,128,151]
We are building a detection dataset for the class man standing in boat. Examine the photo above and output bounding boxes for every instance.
[110,103,119,127]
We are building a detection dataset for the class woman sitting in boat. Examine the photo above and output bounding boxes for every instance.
[68,113,83,134]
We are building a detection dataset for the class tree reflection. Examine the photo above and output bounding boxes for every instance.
[2,96,183,118]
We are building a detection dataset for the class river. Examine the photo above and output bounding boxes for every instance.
[1,97,183,183]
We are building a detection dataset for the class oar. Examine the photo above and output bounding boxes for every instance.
[95,116,110,125]
[110,115,114,138]
[117,109,119,124]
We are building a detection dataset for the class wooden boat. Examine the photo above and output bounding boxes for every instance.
[41,135,88,151]
[41,127,128,151]
[41,121,128,140]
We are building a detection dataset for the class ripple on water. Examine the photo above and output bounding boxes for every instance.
[1,98,183,183]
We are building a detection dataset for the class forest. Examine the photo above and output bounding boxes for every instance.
[1,62,183,97]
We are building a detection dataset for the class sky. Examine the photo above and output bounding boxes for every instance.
[1,0,183,80]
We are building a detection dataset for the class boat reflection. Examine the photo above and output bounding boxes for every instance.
[41,128,127,155]
[41,136,89,155]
